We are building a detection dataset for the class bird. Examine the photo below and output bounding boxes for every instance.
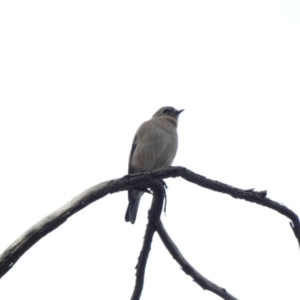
[125,106,184,224]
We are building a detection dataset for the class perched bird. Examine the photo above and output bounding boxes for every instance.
[125,106,184,224]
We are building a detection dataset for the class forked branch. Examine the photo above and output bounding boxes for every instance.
[0,166,298,300]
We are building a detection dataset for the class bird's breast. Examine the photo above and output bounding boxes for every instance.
[132,123,178,172]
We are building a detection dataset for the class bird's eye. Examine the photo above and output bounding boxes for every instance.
[163,108,171,114]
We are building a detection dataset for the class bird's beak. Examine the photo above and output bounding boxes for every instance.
[176,109,184,115]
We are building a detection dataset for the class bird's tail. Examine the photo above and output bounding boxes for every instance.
[125,191,143,224]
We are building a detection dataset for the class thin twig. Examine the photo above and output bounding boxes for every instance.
[157,221,238,300]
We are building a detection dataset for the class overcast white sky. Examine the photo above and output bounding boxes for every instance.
[0,1,300,299]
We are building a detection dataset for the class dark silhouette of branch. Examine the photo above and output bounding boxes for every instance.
[0,166,299,300]
[131,180,165,300]
[126,167,300,248]
[163,167,300,249]
[157,221,238,300]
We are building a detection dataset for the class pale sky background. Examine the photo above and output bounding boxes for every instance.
[0,1,300,299]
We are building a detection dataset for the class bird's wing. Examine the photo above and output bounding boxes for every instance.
[128,134,138,174]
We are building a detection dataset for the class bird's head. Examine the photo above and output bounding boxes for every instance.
[152,106,184,119]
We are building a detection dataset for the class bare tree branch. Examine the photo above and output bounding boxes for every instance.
[125,166,300,247]
[131,180,165,300]
[155,167,300,248]
[125,167,300,248]
[0,179,120,279]
[0,166,298,300]
[157,221,238,300]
